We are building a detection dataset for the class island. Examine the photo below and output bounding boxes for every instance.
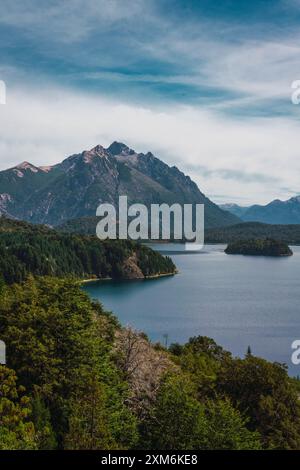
[224,238,293,257]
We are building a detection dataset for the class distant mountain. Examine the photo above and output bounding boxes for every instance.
[242,197,300,224]
[219,203,249,219]
[0,142,239,228]
[220,197,300,225]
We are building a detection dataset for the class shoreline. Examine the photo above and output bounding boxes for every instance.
[145,270,178,279]
[80,270,178,284]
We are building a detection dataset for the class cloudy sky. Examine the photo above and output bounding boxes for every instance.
[0,0,300,205]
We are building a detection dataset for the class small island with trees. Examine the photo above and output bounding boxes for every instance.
[225,238,293,257]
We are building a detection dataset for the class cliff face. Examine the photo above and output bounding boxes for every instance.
[121,254,145,280]
[0,142,240,228]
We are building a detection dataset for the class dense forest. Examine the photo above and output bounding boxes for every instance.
[206,222,300,245]
[0,217,176,284]
[58,217,300,246]
[225,238,293,256]
[1,276,300,450]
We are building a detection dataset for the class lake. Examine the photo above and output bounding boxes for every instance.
[83,244,300,376]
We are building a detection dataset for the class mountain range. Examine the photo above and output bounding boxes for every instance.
[220,197,300,225]
[0,142,239,228]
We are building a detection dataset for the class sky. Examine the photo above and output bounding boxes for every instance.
[0,0,300,205]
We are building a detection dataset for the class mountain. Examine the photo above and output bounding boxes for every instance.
[242,197,300,224]
[219,203,250,219]
[220,197,300,225]
[0,142,239,228]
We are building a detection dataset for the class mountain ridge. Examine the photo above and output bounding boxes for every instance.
[220,196,300,225]
[0,141,240,228]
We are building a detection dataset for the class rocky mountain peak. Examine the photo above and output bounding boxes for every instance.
[107,141,135,156]
[15,161,39,172]
[0,142,240,227]
[290,195,300,204]
[39,165,54,173]
[82,145,109,162]
[90,144,107,155]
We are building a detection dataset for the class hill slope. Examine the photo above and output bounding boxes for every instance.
[0,217,176,283]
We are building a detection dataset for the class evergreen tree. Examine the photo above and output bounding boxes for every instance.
[217,355,300,449]
[31,394,57,449]
[0,365,36,450]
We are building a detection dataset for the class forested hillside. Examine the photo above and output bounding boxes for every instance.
[0,217,176,284]
[1,277,300,450]
[205,222,300,245]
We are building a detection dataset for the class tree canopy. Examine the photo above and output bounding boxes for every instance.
[1,277,300,450]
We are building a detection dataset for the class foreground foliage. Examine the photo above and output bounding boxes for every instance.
[0,366,36,449]
[0,277,300,450]
[0,277,137,449]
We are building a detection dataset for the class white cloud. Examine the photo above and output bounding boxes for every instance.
[142,25,300,108]
[1,0,299,109]
[0,0,148,43]
[0,1,299,205]
[0,83,299,205]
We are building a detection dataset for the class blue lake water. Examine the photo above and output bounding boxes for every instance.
[83,244,300,376]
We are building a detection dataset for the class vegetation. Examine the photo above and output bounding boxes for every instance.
[58,216,102,235]
[225,238,293,256]
[206,222,300,245]
[1,216,299,451]
[1,277,300,450]
[59,218,300,248]
[0,365,36,449]
[0,217,176,284]
[0,277,138,449]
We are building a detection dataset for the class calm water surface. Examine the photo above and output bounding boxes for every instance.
[83,244,300,375]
